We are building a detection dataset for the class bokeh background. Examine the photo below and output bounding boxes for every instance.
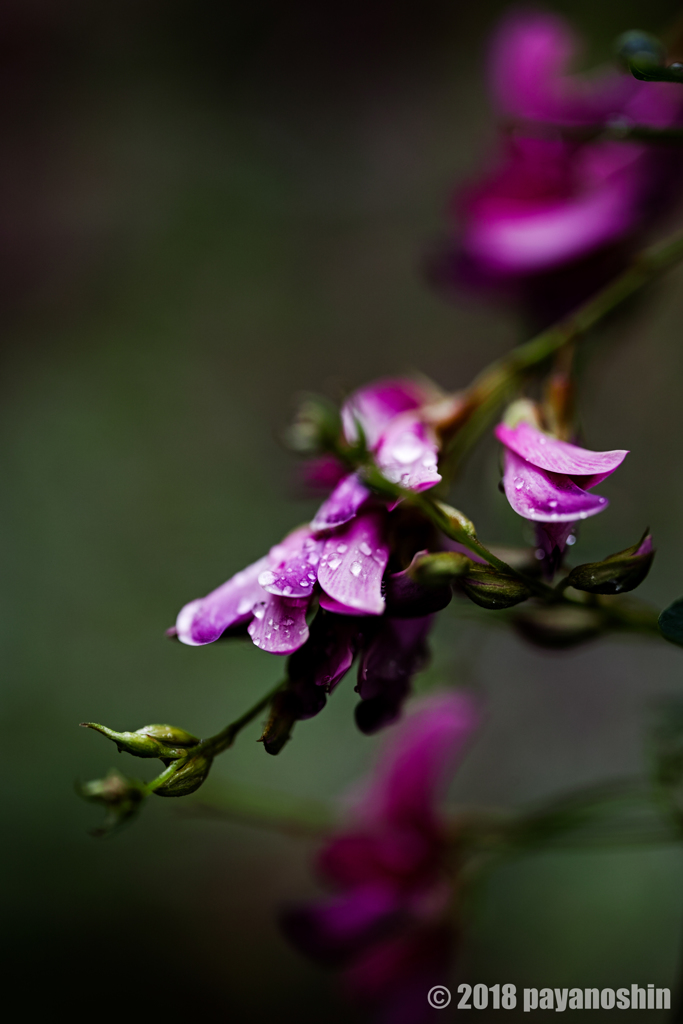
[4,0,683,1019]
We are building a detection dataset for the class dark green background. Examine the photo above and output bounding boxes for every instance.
[3,1,683,1019]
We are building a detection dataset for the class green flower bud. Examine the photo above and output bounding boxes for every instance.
[566,532,654,596]
[458,564,532,610]
[78,769,147,837]
[285,394,342,455]
[154,753,212,797]
[433,500,477,539]
[408,551,472,586]
[513,604,604,649]
[80,721,199,759]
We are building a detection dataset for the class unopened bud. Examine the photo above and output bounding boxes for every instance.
[154,753,212,797]
[285,395,342,455]
[408,550,472,586]
[513,603,604,648]
[566,532,654,596]
[433,500,477,540]
[80,721,199,759]
[78,768,147,837]
[458,564,532,610]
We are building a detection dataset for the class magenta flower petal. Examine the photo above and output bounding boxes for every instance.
[495,421,627,486]
[353,692,479,833]
[341,378,432,449]
[502,449,609,523]
[374,413,441,492]
[355,618,434,735]
[310,472,371,533]
[257,531,323,598]
[318,512,389,616]
[281,884,403,966]
[288,611,360,692]
[247,594,310,654]
[175,555,269,646]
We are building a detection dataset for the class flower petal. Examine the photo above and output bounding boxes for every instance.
[247,594,310,654]
[257,531,323,598]
[352,691,479,831]
[496,421,627,485]
[318,512,389,616]
[280,884,403,966]
[374,413,441,492]
[341,378,434,449]
[310,472,371,533]
[175,555,268,645]
[287,610,360,691]
[502,449,610,522]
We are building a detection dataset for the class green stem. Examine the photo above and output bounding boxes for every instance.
[443,227,683,471]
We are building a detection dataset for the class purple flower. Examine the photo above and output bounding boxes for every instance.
[173,378,442,656]
[439,12,683,314]
[495,419,628,574]
[281,692,479,1022]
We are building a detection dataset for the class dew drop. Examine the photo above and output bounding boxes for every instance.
[350,561,362,577]
[514,478,524,490]
[258,570,276,587]
[237,597,253,616]
[548,500,557,508]
[299,579,311,587]
[337,544,348,554]
[328,556,342,571]
[359,541,372,556]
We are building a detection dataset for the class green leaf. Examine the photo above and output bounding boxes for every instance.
[659,597,683,645]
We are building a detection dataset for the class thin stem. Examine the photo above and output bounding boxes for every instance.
[440,227,683,471]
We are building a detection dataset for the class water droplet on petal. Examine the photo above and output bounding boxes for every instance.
[350,561,362,577]
[328,556,342,571]
[359,541,372,557]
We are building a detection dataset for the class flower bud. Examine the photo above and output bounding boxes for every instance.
[457,564,532,610]
[566,532,654,596]
[407,550,472,587]
[78,768,147,837]
[154,753,212,797]
[513,603,604,648]
[433,500,477,540]
[285,395,343,455]
[80,721,199,759]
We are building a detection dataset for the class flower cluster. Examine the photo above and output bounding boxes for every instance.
[282,692,478,1023]
[172,378,453,733]
[438,11,683,318]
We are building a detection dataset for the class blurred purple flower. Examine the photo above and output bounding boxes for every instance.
[173,378,442,655]
[281,692,479,1022]
[438,12,683,317]
[495,420,628,575]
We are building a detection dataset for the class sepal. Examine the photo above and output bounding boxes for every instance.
[259,692,297,756]
[565,531,654,595]
[80,721,199,759]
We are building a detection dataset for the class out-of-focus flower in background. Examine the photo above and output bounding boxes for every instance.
[281,691,479,1023]
[433,10,683,322]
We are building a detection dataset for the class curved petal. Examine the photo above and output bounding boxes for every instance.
[287,610,360,691]
[355,617,434,735]
[375,413,441,492]
[496,421,627,485]
[502,449,609,522]
[258,531,323,598]
[175,555,268,645]
[310,472,371,533]
[248,594,310,654]
[341,378,433,449]
[318,512,389,616]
